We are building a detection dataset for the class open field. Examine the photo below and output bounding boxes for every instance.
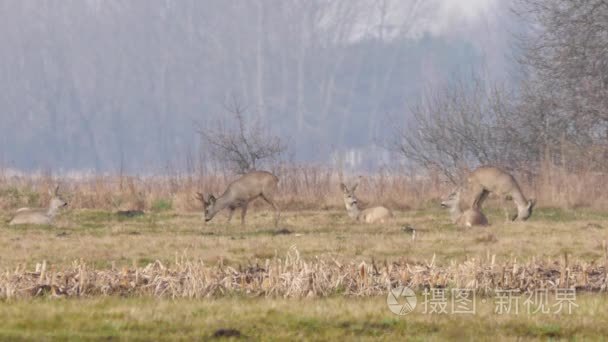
[1,296,608,340]
[1,206,607,269]
[0,204,608,339]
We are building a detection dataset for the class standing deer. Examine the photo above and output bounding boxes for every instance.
[196,171,280,227]
[467,166,535,221]
[9,185,68,225]
[441,188,488,227]
[340,178,393,224]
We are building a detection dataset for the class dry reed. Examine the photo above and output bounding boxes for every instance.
[1,248,606,299]
[1,161,608,212]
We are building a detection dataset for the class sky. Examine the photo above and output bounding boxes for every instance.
[342,0,501,41]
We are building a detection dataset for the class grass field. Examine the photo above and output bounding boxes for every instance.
[1,296,608,340]
[1,204,608,340]
[1,206,607,268]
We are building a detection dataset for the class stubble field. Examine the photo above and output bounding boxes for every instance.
[1,202,608,340]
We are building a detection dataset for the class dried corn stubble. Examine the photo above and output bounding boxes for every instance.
[1,249,606,300]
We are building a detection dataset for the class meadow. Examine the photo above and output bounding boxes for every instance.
[1,167,608,340]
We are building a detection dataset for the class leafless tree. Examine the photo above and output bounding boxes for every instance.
[198,97,288,174]
[387,73,534,183]
[513,0,608,170]
[391,0,608,180]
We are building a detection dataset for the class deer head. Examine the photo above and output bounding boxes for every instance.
[196,192,218,222]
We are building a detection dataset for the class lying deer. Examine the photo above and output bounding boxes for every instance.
[340,178,393,224]
[441,188,488,227]
[9,185,68,225]
[196,171,280,227]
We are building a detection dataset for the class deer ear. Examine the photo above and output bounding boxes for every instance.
[195,192,204,202]
[54,185,60,195]
[339,183,348,193]
[208,195,216,204]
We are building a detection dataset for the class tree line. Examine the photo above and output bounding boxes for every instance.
[391,0,608,182]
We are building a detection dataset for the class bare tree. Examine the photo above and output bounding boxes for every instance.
[387,74,525,183]
[390,0,608,180]
[198,97,288,174]
[513,0,608,170]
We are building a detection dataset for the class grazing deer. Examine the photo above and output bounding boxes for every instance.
[196,171,280,227]
[9,185,68,225]
[339,178,393,224]
[467,166,535,221]
[441,188,488,227]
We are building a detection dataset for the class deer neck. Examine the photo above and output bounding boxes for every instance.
[212,193,231,214]
[46,206,59,219]
[448,204,463,224]
[346,202,361,221]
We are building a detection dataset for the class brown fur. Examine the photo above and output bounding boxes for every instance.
[441,188,489,227]
[9,185,68,226]
[196,171,280,227]
[340,179,393,224]
[467,166,535,221]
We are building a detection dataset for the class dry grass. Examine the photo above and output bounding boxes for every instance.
[1,247,606,300]
[2,162,608,214]
[1,207,608,269]
[0,166,443,212]
[2,166,608,338]
[0,206,607,300]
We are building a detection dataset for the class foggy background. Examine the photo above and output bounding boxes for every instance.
[0,0,514,172]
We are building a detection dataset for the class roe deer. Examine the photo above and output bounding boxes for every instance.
[9,185,68,225]
[467,166,535,221]
[441,188,488,227]
[340,178,393,224]
[196,171,280,227]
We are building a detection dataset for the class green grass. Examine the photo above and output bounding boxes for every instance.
[151,198,173,212]
[0,295,607,340]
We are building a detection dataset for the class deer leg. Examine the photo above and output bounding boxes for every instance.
[469,184,486,208]
[226,207,235,224]
[476,190,490,209]
[261,194,280,227]
[240,204,248,227]
[502,197,512,222]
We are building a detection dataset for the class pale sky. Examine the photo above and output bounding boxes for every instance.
[339,0,501,42]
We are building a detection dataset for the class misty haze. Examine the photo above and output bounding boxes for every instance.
[0,0,511,172]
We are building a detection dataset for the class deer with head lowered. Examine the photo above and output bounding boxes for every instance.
[466,166,535,222]
[340,177,393,224]
[196,171,280,227]
[441,187,488,227]
[9,185,68,225]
